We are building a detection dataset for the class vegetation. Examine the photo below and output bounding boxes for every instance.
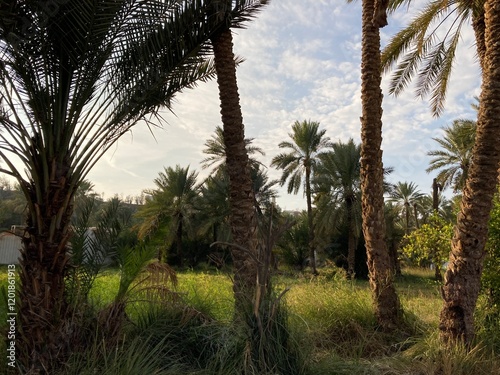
[1,0,500,373]
[1,266,499,374]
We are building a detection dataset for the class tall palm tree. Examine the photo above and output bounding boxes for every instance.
[382,0,486,115]
[314,139,362,279]
[384,0,500,345]
[136,165,199,266]
[440,0,500,345]
[209,0,268,315]
[0,1,235,371]
[271,120,331,275]
[389,181,425,235]
[201,125,265,174]
[357,0,401,329]
[426,119,476,192]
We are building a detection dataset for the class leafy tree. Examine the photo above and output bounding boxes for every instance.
[426,119,476,193]
[0,1,235,370]
[482,192,500,328]
[314,139,361,278]
[271,120,331,275]
[400,213,452,280]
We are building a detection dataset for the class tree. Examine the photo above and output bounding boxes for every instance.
[382,0,485,115]
[400,213,452,281]
[357,0,401,329]
[0,1,235,371]
[201,125,264,174]
[136,165,199,266]
[314,139,362,278]
[210,0,268,316]
[271,120,331,275]
[389,181,425,235]
[439,0,500,345]
[426,119,476,192]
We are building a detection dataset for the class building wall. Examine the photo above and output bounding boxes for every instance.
[0,232,22,264]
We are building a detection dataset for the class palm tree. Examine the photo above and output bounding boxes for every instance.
[136,165,199,266]
[271,120,331,275]
[357,0,401,329]
[439,0,500,345]
[209,0,268,315]
[389,181,425,235]
[314,139,362,279]
[0,1,235,371]
[426,119,476,192]
[201,125,265,174]
[382,0,485,115]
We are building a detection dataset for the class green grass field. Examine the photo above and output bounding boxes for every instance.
[1,265,499,374]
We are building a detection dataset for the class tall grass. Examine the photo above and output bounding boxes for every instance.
[3,266,500,374]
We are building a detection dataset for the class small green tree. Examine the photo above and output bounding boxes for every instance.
[400,213,452,280]
[482,193,500,327]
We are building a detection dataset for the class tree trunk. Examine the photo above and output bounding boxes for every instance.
[347,196,356,279]
[212,27,258,315]
[176,216,183,267]
[305,165,318,275]
[360,0,401,329]
[17,168,74,373]
[439,0,500,346]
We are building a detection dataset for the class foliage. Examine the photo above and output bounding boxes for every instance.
[0,177,25,230]
[201,125,265,174]
[426,119,476,192]
[388,181,425,235]
[382,0,483,116]
[481,193,500,330]
[400,213,452,268]
[276,212,309,270]
[135,165,199,264]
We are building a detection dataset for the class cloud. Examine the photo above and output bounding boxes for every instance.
[82,0,481,210]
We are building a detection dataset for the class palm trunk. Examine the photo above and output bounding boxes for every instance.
[346,196,356,279]
[413,203,419,229]
[17,167,74,373]
[212,27,258,315]
[305,165,317,275]
[176,217,183,267]
[404,202,410,235]
[360,0,401,329]
[439,0,500,345]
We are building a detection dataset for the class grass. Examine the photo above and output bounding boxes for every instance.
[1,265,500,374]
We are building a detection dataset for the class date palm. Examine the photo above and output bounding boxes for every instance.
[271,120,331,275]
[382,0,485,115]
[210,0,268,316]
[0,1,241,371]
[136,165,199,266]
[357,0,402,329]
[201,125,265,174]
[389,181,425,235]
[384,0,500,344]
[426,119,476,192]
[314,139,362,279]
[440,0,500,345]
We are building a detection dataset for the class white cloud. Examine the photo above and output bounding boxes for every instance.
[79,0,481,210]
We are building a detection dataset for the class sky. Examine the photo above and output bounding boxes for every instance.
[85,0,481,210]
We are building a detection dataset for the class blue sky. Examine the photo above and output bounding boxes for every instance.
[87,0,481,210]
